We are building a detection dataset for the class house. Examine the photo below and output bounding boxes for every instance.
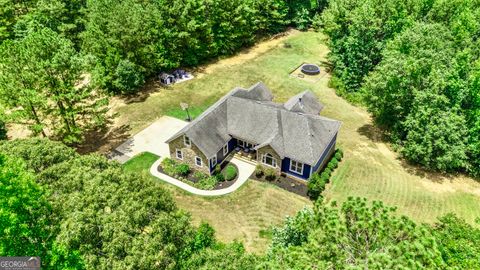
[165,82,341,180]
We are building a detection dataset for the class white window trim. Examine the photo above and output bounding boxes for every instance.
[238,140,245,147]
[223,144,228,155]
[184,135,191,146]
[211,156,217,167]
[289,160,304,175]
[195,156,203,167]
[176,149,183,160]
[262,153,277,168]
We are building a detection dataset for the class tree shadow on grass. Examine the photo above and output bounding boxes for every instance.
[357,123,389,143]
[119,78,170,105]
[399,159,454,184]
[319,61,334,73]
[357,123,471,184]
[76,124,131,155]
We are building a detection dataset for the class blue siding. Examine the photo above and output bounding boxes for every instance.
[209,138,237,173]
[281,157,311,180]
[313,133,337,173]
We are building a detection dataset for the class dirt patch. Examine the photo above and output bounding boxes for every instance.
[6,123,31,140]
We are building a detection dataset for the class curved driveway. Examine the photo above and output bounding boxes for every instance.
[150,157,255,196]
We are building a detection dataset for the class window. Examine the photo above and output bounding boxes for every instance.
[290,160,304,175]
[262,153,277,167]
[184,135,191,146]
[238,140,244,147]
[195,156,203,167]
[176,149,183,160]
[211,156,217,167]
[223,144,228,155]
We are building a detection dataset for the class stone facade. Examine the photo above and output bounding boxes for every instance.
[256,145,282,174]
[168,135,210,175]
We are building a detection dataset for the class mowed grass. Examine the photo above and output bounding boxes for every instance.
[115,29,480,250]
[123,152,311,254]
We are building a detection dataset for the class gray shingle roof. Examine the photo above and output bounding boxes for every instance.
[284,90,324,115]
[166,82,341,165]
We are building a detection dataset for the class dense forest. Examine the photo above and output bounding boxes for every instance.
[1,0,480,268]
[0,0,323,143]
[320,0,480,176]
[1,138,480,269]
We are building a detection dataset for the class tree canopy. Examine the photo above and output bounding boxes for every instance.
[0,153,84,268]
[265,197,446,269]
[0,28,108,143]
[1,139,479,269]
[321,0,480,176]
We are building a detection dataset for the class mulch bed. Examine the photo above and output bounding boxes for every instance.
[157,162,239,191]
[251,173,309,198]
[157,165,200,183]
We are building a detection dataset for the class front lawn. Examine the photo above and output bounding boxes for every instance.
[123,152,311,253]
[123,152,159,172]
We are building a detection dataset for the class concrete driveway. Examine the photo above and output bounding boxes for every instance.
[109,116,188,163]
[109,115,255,195]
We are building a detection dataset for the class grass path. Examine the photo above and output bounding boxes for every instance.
[118,30,480,252]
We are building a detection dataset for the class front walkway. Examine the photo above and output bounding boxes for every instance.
[150,157,255,196]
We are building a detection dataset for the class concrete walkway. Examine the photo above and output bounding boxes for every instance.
[150,157,255,196]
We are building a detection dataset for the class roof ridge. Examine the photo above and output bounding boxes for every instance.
[306,117,315,162]
[165,88,240,144]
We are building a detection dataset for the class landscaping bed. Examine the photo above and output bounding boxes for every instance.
[251,166,308,197]
[158,158,239,190]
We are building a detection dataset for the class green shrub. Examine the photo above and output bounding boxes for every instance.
[329,158,338,169]
[320,173,330,183]
[174,163,190,177]
[327,162,335,170]
[223,165,237,181]
[307,174,326,200]
[214,164,221,174]
[196,176,218,190]
[265,168,277,181]
[323,168,332,177]
[255,165,264,178]
[215,173,225,182]
[193,171,208,180]
[335,149,343,160]
[161,158,177,175]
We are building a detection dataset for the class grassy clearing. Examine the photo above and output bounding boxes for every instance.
[116,29,480,249]
[123,152,311,254]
